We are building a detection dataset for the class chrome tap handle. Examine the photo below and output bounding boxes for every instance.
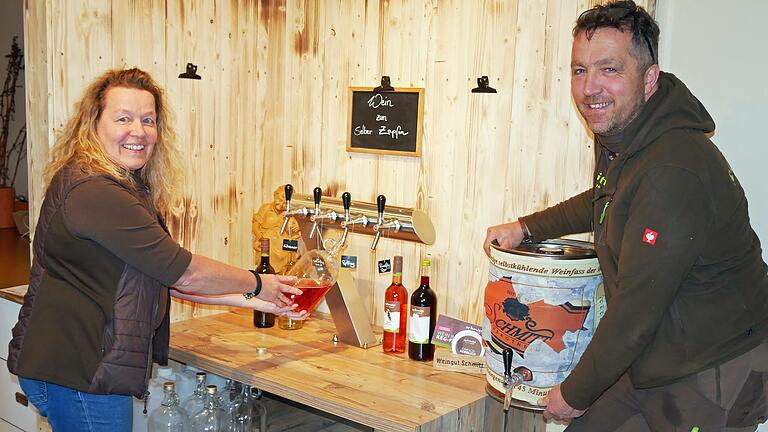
[280,184,294,234]
[313,186,322,209]
[342,191,351,220]
[374,219,402,232]
[338,192,352,247]
[503,348,515,412]
[309,187,322,239]
[371,195,386,250]
[312,210,339,223]
[311,188,339,223]
[501,348,533,412]
[376,195,386,225]
[340,192,369,230]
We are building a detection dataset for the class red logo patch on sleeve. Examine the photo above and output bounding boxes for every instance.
[642,228,658,245]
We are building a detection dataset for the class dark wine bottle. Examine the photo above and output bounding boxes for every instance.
[253,238,276,328]
[408,259,437,361]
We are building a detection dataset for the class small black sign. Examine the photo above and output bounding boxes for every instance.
[347,87,424,157]
[282,239,299,252]
[341,255,358,269]
[378,259,392,274]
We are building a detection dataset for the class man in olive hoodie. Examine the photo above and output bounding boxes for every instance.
[484,2,768,431]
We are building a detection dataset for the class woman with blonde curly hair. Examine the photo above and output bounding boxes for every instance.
[7,68,306,431]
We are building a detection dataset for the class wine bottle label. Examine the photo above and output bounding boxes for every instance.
[383,301,401,333]
[409,306,431,343]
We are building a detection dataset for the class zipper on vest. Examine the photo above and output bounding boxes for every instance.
[141,294,160,414]
[142,390,150,414]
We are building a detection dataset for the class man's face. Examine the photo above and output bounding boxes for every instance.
[571,27,650,136]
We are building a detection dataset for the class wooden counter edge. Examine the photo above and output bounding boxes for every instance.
[0,288,25,304]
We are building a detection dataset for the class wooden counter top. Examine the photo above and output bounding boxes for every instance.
[170,311,495,431]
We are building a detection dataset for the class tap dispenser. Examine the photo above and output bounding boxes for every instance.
[371,194,402,250]
[308,187,323,239]
[286,191,435,246]
[502,348,534,412]
[276,185,436,348]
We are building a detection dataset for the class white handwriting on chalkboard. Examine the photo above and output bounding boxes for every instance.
[376,114,387,121]
[378,125,409,139]
[354,125,373,136]
[368,93,394,108]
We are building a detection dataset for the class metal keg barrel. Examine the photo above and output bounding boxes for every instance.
[484,239,604,410]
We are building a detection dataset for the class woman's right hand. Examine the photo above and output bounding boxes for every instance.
[257,274,302,307]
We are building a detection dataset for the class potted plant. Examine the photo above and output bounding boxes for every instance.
[0,36,26,229]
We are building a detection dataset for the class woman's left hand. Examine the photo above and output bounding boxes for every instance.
[170,289,307,319]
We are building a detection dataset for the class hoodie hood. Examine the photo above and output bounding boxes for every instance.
[596,71,715,157]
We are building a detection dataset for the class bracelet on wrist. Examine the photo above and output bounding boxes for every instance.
[518,217,534,243]
[243,270,262,300]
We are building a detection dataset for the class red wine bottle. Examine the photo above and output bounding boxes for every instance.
[383,256,408,354]
[408,259,436,361]
[253,238,276,328]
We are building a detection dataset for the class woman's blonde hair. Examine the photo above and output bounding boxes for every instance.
[45,68,183,215]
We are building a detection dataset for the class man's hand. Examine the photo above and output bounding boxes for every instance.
[538,384,586,421]
[483,221,526,256]
[257,274,301,307]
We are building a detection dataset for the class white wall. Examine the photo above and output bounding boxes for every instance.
[658,4,768,430]
[0,0,26,198]
[657,0,768,262]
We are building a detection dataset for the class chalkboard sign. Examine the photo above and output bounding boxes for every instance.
[347,87,424,156]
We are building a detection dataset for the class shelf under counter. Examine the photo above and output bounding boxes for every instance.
[169,311,495,432]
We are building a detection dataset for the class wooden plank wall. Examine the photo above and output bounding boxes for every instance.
[24,0,655,324]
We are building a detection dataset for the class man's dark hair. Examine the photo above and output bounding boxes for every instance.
[574,0,660,71]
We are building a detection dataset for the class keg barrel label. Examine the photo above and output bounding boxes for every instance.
[485,278,590,357]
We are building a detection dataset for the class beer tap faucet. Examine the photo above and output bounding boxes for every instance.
[372,194,401,250]
[280,184,308,234]
[338,192,352,247]
[340,193,369,235]
[371,195,392,250]
[502,348,533,413]
[311,190,339,226]
[308,187,323,239]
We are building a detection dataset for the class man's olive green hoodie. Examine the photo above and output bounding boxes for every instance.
[522,72,768,410]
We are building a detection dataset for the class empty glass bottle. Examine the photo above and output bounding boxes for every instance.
[148,382,189,432]
[248,386,268,432]
[226,384,251,432]
[190,385,227,431]
[183,372,208,418]
[217,378,238,415]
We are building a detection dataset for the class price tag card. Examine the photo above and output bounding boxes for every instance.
[431,315,483,356]
[378,259,392,273]
[282,239,299,251]
[340,255,357,269]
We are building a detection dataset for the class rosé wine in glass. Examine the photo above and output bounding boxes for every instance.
[288,278,333,314]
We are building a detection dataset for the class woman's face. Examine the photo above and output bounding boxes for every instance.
[96,86,158,171]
